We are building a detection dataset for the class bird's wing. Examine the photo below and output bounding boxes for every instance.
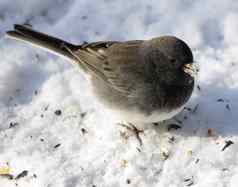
[72,40,145,97]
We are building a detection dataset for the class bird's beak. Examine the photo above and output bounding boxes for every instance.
[182,63,198,77]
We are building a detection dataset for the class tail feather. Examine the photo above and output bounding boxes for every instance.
[6,24,79,60]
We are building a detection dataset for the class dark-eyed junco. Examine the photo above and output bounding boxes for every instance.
[6,24,196,124]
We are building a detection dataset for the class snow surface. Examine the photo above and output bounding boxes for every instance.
[0,0,238,187]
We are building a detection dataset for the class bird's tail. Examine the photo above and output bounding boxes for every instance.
[6,24,79,60]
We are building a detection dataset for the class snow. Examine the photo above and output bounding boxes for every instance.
[0,0,238,186]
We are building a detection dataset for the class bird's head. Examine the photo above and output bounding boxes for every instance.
[143,36,197,87]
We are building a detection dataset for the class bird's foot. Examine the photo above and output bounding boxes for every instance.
[118,123,144,146]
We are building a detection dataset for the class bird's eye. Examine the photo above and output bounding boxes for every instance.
[170,58,176,63]
[169,58,178,68]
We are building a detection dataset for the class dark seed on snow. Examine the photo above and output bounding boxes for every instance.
[81,15,88,20]
[9,122,19,128]
[192,104,199,113]
[222,168,229,172]
[168,124,181,131]
[168,136,175,143]
[80,112,87,118]
[187,181,194,186]
[81,128,88,134]
[184,107,192,111]
[225,104,231,111]
[217,98,224,102]
[221,140,234,151]
[15,170,28,180]
[54,144,61,149]
[54,110,62,116]
[197,85,201,91]
[184,177,194,186]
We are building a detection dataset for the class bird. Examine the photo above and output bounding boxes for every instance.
[6,24,196,134]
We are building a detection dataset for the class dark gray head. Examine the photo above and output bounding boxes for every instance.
[143,36,195,86]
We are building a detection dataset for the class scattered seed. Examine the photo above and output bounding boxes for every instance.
[197,85,201,91]
[162,152,169,160]
[81,128,88,135]
[168,124,181,131]
[121,160,128,168]
[126,179,131,184]
[54,110,62,116]
[187,181,194,186]
[184,178,191,182]
[15,170,28,180]
[192,104,199,113]
[80,112,87,118]
[44,105,49,111]
[184,107,192,111]
[221,140,234,151]
[195,158,200,164]
[54,144,61,149]
[9,122,19,128]
[217,98,224,102]
[81,15,88,20]
[184,177,194,186]
[168,136,175,143]
[225,104,231,111]
[187,150,193,155]
[222,168,229,172]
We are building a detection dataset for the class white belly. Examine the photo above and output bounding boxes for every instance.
[106,105,185,123]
